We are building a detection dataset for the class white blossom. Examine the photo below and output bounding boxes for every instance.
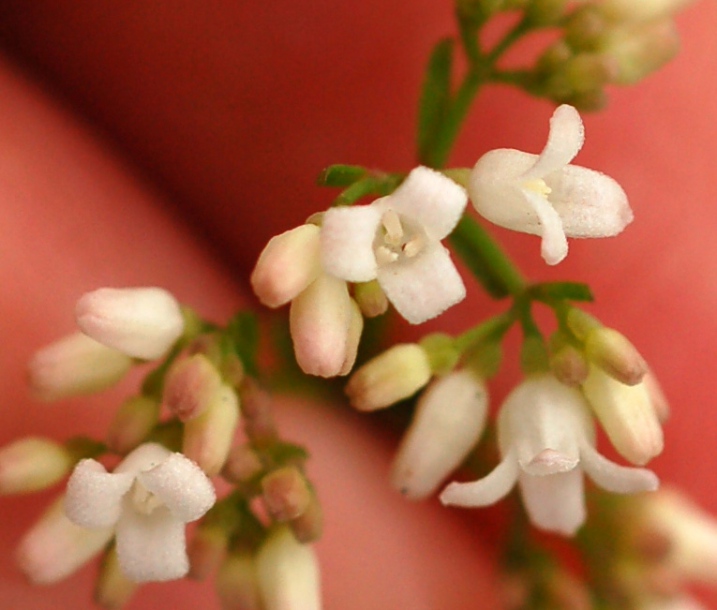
[468,104,632,265]
[321,166,468,324]
[65,443,215,582]
[440,375,658,535]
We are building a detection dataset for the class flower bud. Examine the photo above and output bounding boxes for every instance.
[585,327,648,386]
[345,343,432,411]
[183,384,240,476]
[0,438,73,495]
[75,287,185,360]
[16,496,113,585]
[28,332,132,401]
[598,0,696,23]
[106,396,159,454]
[239,378,278,445]
[222,444,264,490]
[256,527,321,610]
[251,224,322,308]
[391,370,488,499]
[582,366,663,465]
[550,343,590,387]
[163,354,223,421]
[338,299,363,376]
[94,547,138,610]
[261,466,311,523]
[353,280,388,318]
[289,490,323,544]
[217,551,262,610]
[526,0,569,26]
[289,274,356,378]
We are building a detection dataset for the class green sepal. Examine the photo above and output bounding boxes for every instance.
[332,174,403,207]
[317,164,368,187]
[417,38,454,165]
[226,311,260,376]
[529,281,594,303]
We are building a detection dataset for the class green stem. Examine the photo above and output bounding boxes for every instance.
[454,312,514,353]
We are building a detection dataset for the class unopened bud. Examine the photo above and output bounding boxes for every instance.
[107,396,159,454]
[289,490,323,544]
[251,224,322,308]
[338,299,363,376]
[526,0,569,25]
[419,333,460,375]
[163,354,223,421]
[222,444,265,490]
[345,343,432,411]
[240,379,278,445]
[75,287,184,360]
[183,384,240,476]
[598,0,696,23]
[550,343,589,387]
[565,308,602,341]
[353,280,388,318]
[28,332,132,401]
[565,6,607,50]
[188,525,228,580]
[585,327,648,386]
[644,370,670,422]
[95,547,138,610]
[0,438,73,495]
[216,551,262,610]
[261,466,311,523]
[391,370,488,499]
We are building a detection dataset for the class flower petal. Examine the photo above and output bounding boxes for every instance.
[320,204,382,282]
[138,453,215,523]
[439,451,519,507]
[518,469,586,535]
[521,105,584,181]
[114,443,172,476]
[546,165,632,238]
[387,166,467,240]
[580,441,659,493]
[65,459,134,529]
[115,507,189,582]
[522,189,569,265]
[376,243,465,324]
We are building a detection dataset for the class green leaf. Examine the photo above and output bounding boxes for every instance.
[417,38,454,165]
[529,282,594,303]
[317,164,367,187]
[333,174,403,207]
[227,311,260,375]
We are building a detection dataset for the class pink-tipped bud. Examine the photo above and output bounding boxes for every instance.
[346,344,432,411]
[582,366,664,465]
[550,344,590,387]
[585,327,647,386]
[163,354,223,421]
[261,466,311,523]
[16,496,114,585]
[353,280,389,318]
[183,384,240,476]
[216,551,262,610]
[289,490,323,544]
[251,224,322,308]
[94,547,138,610]
[222,444,265,489]
[188,525,228,581]
[644,369,670,422]
[106,396,159,454]
[239,379,278,445]
[0,438,73,495]
[391,370,488,500]
[28,332,132,401]
[75,286,184,360]
[256,527,321,610]
[338,299,363,376]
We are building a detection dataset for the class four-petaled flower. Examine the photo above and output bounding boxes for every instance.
[440,375,658,535]
[65,443,215,582]
[321,166,468,324]
[468,104,632,265]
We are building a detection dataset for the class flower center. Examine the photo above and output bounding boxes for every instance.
[373,209,426,266]
[522,178,552,199]
[130,481,164,515]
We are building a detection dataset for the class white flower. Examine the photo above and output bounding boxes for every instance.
[440,375,658,535]
[468,104,632,265]
[321,166,468,324]
[65,443,215,582]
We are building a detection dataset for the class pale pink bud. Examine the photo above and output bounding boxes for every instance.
[106,396,159,454]
[188,526,228,580]
[599,0,696,23]
[550,343,590,387]
[644,369,670,422]
[391,370,488,499]
[183,384,240,476]
[289,273,356,378]
[221,444,264,488]
[585,327,648,385]
[217,551,262,610]
[582,366,663,465]
[95,547,138,610]
[75,287,184,360]
[239,379,278,445]
[251,224,322,308]
[0,437,73,495]
[346,343,432,411]
[256,527,321,610]
[28,332,132,401]
[16,496,113,585]
[289,490,323,544]
[338,299,363,376]
[262,466,312,523]
[353,280,388,318]
[163,354,223,421]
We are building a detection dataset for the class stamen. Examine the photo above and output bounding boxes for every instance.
[131,481,163,515]
[375,245,399,266]
[402,236,424,258]
[523,179,552,198]
[381,210,404,246]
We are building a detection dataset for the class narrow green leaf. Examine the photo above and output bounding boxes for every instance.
[317,164,367,187]
[529,282,594,303]
[417,38,454,165]
[333,174,403,207]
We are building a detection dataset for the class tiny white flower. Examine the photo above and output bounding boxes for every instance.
[468,104,632,265]
[65,443,215,582]
[440,375,658,536]
[321,166,468,324]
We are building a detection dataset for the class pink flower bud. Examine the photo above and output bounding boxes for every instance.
[0,437,73,495]
[163,353,223,421]
[550,343,590,387]
[584,327,648,386]
[106,396,160,454]
[289,491,323,544]
[261,466,312,523]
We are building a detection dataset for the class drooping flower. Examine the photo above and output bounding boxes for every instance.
[321,166,468,324]
[65,443,215,582]
[468,104,632,265]
[440,375,658,536]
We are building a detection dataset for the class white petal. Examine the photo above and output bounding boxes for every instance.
[546,165,632,238]
[518,469,586,535]
[387,166,467,240]
[138,453,215,523]
[65,459,134,529]
[439,451,519,507]
[521,105,584,181]
[115,508,188,582]
[580,441,659,493]
[522,189,569,265]
[114,443,173,476]
[320,205,382,282]
[377,243,465,324]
